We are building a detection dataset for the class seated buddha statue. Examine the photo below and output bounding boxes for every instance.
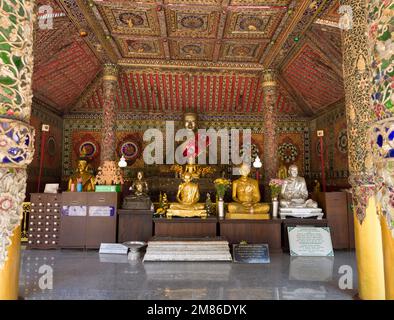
[166,172,207,218]
[68,159,95,192]
[227,163,270,219]
[122,171,152,210]
[280,164,318,208]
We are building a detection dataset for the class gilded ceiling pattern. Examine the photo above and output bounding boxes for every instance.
[31,0,344,117]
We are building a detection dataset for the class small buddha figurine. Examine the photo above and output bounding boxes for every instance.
[130,171,149,197]
[277,160,288,180]
[280,164,318,208]
[166,172,207,218]
[313,180,321,193]
[122,171,151,210]
[68,159,95,192]
[227,163,270,217]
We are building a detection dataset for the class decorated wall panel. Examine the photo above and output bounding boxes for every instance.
[27,100,63,195]
[309,101,349,188]
[62,114,309,183]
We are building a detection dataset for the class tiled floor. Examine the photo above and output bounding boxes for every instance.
[19,249,358,300]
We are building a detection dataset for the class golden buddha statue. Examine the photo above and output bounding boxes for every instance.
[277,160,288,180]
[227,163,270,219]
[68,159,95,192]
[166,172,207,219]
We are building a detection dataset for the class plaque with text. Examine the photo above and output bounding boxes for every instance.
[233,244,270,264]
[89,206,115,217]
[62,205,87,216]
[288,226,334,257]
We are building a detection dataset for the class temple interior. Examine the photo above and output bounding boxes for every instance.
[0,0,393,301]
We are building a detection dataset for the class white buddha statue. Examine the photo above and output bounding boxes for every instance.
[280,164,318,209]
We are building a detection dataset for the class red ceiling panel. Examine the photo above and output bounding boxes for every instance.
[77,71,299,116]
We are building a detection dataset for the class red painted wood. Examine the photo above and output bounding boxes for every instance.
[211,76,216,112]
[200,76,204,113]
[142,73,150,111]
[194,76,198,111]
[235,77,243,110]
[181,75,186,112]
[223,76,229,112]
[229,75,236,112]
[218,76,223,112]
[162,74,168,110]
[129,73,140,110]
[175,74,180,112]
[123,73,133,110]
[149,74,156,111]
[169,74,174,112]
[206,76,210,112]
[188,75,192,110]
[135,73,144,110]
[118,77,127,110]
[246,78,255,113]
[251,77,260,112]
[156,73,163,111]
[242,77,249,111]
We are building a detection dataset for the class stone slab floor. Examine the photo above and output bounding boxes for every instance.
[19,249,358,300]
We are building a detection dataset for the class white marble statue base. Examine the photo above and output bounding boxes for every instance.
[279,207,324,219]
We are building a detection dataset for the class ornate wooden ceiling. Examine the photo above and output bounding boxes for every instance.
[72,70,299,115]
[32,0,344,117]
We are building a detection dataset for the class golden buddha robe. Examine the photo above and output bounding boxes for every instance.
[68,172,95,192]
[169,182,205,210]
[228,177,269,214]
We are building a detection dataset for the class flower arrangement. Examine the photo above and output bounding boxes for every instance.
[269,179,284,200]
[214,178,231,199]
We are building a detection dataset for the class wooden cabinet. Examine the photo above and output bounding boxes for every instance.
[219,219,282,252]
[59,192,118,249]
[317,192,352,249]
[118,209,153,243]
[28,193,62,249]
[154,217,218,238]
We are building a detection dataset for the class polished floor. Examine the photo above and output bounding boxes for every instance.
[19,249,358,300]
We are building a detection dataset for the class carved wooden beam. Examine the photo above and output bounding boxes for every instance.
[75,0,118,63]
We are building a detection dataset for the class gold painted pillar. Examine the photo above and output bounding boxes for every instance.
[101,64,118,164]
[367,0,394,300]
[262,69,278,186]
[340,0,385,299]
[0,0,36,300]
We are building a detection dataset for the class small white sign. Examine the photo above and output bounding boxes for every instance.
[317,130,324,137]
[99,243,129,255]
[288,226,334,257]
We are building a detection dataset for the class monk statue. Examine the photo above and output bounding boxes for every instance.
[122,171,152,210]
[227,163,270,219]
[68,159,95,192]
[166,172,207,218]
[280,164,318,208]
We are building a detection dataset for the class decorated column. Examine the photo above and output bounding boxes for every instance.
[367,0,394,300]
[340,0,385,300]
[262,69,278,187]
[101,63,118,164]
[0,0,36,299]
